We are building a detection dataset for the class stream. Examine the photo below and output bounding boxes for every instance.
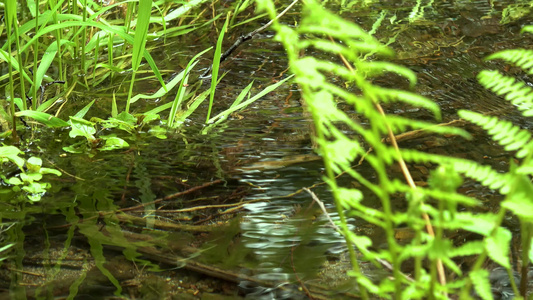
[1,0,533,299]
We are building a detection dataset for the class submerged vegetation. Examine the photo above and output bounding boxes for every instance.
[1,0,533,299]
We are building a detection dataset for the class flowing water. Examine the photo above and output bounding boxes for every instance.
[1,0,533,299]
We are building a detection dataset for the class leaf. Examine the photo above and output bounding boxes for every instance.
[485,227,511,269]
[68,117,96,141]
[115,111,137,125]
[63,141,86,154]
[99,136,130,151]
[4,177,22,185]
[207,75,295,124]
[206,15,229,122]
[129,61,200,104]
[15,110,69,128]
[26,157,42,173]
[40,168,62,177]
[470,269,493,300]
[168,47,212,127]
[0,146,25,169]
[0,49,33,85]
[502,174,533,220]
[33,40,73,95]
[22,182,47,194]
[74,100,96,119]
[148,0,209,23]
[148,126,167,139]
[131,0,152,70]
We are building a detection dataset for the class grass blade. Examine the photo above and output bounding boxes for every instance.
[207,75,294,124]
[168,47,212,127]
[205,15,230,123]
[126,0,153,113]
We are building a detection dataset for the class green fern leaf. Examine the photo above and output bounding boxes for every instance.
[459,110,533,157]
[485,227,511,269]
[477,70,533,116]
[360,61,418,88]
[449,241,484,257]
[487,49,533,75]
[385,116,471,139]
[373,87,441,120]
[470,269,494,300]
[401,150,510,193]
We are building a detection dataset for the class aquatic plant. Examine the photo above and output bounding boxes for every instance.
[0,1,296,298]
[257,0,533,298]
[0,145,61,202]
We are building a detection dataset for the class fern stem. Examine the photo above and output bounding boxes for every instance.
[309,89,369,300]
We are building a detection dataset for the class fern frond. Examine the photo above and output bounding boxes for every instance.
[299,1,393,57]
[391,180,480,206]
[372,87,441,120]
[359,61,418,88]
[477,70,533,116]
[385,116,471,140]
[401,150,510,193]
[299,39,364,66]
[486,49,533,75]
[459,110,533,158]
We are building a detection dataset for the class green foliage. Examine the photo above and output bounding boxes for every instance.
[257,1,533,299]
[206,16,230,123]
[0,145,61,202]
[126,0,156,113]
[459,37,533,292]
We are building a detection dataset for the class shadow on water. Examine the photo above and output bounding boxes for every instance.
[2,0,533,299]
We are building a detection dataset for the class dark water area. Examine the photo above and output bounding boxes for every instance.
[2,0,533,299]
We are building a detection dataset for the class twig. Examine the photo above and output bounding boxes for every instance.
[303,188,340,231]
[120,179,224,212]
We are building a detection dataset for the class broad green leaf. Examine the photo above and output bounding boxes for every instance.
[148,126,167,139]
[4,177,23,185]
[115,111,137,125]
[21,172,42,183]
[27,157,42,167]
[26,157,42,173]
[0,146,25,168]
[68,117,96,140]
[33,40,73,93]
[40,168,62,177]
[15,110,69,128]
[99,136,130,151]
